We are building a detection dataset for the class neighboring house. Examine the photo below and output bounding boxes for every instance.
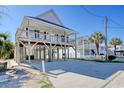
[69,36,97,58]
[69,36,117,59]
[113,45,124,57]
[99,44,124,57]
[15,9,77,63]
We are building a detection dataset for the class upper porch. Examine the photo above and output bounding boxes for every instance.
[16,16,76,46]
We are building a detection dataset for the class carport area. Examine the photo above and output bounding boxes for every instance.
[22,60,124,88]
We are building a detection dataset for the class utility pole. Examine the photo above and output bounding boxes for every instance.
[104,16,108,61]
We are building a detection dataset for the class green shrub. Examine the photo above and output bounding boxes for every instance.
[108,55,116,61]
[0,62,7,71]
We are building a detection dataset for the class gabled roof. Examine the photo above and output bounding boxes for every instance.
[29,16,72,31]
[37,9,64,26]
[21,9,76,35]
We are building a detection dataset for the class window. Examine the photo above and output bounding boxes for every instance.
[61,35,65,42]
[35,30,37,38]
[67,36,69,43]
[26,28,28,37]
[44,32,46,40]
[26,28,28,30]
[56,34,58,41]
[63,36,65,42]
[37,30,39,39]
[61,35,63,42]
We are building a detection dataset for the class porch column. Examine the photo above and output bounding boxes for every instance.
[48,44,52,62]
[62,47,63,59]
[43,47,46,61]
[25,46,26,61]
[27,27,31,63]
[35,47,37,60]
[22,46,25,61]
[64,31,66,61]
[75,32,77,59]
[68,47,69,59]
[28,41,31,63]
[48,35,52,62]
[39,47,41,59]
[16,40,20,65]
[57,47,59,60]
[52,49,54,60]
[38,46,40,60]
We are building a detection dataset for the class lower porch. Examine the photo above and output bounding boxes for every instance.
[15,40,76,63]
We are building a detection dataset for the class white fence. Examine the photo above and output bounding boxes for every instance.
[80,55,105,61]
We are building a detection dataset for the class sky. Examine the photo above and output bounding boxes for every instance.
[0,5,124,43]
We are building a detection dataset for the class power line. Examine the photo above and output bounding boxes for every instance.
[108,17,124,28]
[107,26,124,29]
[80,5,124,29]
[80,5,104,18]
[0,5,9,10]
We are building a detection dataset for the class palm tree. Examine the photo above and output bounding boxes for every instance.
[0,33,14,59]
[0,33,9,40]
[109,38,122,55]
[88,32,105,55]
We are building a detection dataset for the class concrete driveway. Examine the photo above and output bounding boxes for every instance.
[23,60,124,88]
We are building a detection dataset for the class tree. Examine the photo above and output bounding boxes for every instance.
[0,33,9,40]
[88,32,105,55]
[0,33,14,59]
[109,38,122,55]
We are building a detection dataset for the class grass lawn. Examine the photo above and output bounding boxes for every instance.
[39,73,54,88]
[108,60,124,63]
[76,58,124,63]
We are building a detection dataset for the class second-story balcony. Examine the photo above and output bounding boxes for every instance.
[16,16,76,47]
[18,29,73,46]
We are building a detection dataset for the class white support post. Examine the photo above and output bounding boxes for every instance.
[16,40,20,65]
[42,60,45,73]
[28,41,31,63]
[64,31,66,61]
[62,47,63,59]
[27,26,31,63]
[75,33,77,59]
[39,47,41,59]
[48,34,52,62]
[57,47,59,60]
[44,47,46,61]
[68,47,69,59]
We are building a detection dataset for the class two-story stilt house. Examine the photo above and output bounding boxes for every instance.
[15,9,77,63]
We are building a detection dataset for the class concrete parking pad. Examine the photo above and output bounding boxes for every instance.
[48,72,105,88]
[104,71,124,88]
[24,60,124,88]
